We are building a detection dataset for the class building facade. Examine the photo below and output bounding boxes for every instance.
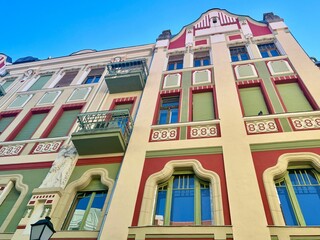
[0,9,320,240]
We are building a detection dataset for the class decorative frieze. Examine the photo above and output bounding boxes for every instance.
[189,125,218,138]
[291,116,320,130]
[32,141,63,154]
[151,128,178,141]
[0,144,24,156]
[245,119,279,134]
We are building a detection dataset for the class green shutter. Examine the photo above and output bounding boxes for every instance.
[2,79,15,90]
[48,109,80,138]
[0,116,15,133]
[0,186,19,229]
[14,113,47,140]
[276,83,313,112]
[38,92,60,104]
[9,95,32,108]
[114,103,133,111]
[28,75,52,91]
[239,87,269,116]
[192,92,215,121]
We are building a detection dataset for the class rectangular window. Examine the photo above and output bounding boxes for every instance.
[230,46,250,62]
[276,82,313,112]
[192,92,215,121]
[46,108,81,138]
[55,71,79,88]
[258,43,280,58]
[0,113,18,134]
[1,78,15,90]
[239,86,269,116]
[13,111,48,141]
[158,96,179,124]
[28,75,52,91]
[194,51,210,67]
[167,55,183,71]
[83,68,104,84]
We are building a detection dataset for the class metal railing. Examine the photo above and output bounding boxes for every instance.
[74,109,134,144]
[106,59,148,80]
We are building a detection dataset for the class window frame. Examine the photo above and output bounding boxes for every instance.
[229,46,250,62]
[167,55,184,71]
[193,51,211,67]
[157,95,180,125]
[258,42,281,58]
[154,172,213,226]
[0,110,20,135]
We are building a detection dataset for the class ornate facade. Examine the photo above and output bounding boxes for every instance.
[0,9,320,240]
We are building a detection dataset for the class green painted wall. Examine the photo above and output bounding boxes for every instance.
[67,163,121,185]
[0,168,49,233]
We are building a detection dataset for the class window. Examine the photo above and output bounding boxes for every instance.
[28,74,52,91]
[192,91,215,121]
[230,46,250,62]
[158,96,179,124]
[11,111,49,141]
[167,55,183,71]
[55,70,79,88]
[194,51,210,67]
[258,43,280,58]
[276,82,314,112]
[155,173,212,226]
[63,177,109,231]
[83,68,104,84]
[45,107,81,138]
[0,112,19,134]
[65,190,108,230]
[275,169,320,226]
[239,86,270,116]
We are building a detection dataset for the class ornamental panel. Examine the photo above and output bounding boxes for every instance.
[245,119,279,134]
[291,116,320,130]
[189,125,218,138]
[0,144,24,156]
[151,128,178,141]
[32,141,63,154]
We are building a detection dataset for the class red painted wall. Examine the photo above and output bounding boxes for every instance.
[252,147,320,225]
[131,154,231,226]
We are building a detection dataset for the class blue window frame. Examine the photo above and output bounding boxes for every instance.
[158,96,179,124]
[155,174,212,226]
[258,43,280,58]
[230,46,250,62]
[275,169,320,226]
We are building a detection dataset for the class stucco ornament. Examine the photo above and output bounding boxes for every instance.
[40,145,78,189]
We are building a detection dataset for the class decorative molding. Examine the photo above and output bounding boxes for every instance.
[150,127,178,141]
[189,125,219,138]
[245,119,279,134]
[290,116,320,130]
[0,144,25,156]
[32,141,63,154]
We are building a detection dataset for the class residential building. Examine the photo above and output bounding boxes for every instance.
[0,9,320,240]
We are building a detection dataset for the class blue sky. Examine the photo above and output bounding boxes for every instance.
[1,1,319,62]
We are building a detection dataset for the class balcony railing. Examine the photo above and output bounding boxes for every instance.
[71,109,134,155]
[105,59,148,93]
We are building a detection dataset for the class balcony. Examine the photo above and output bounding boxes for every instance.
[105,59,148,93]
[71,109,133,155]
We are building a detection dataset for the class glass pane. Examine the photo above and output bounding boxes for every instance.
[231,55,239,62]
[155,190,167,217]
[93,76,101,83]
[270,50,280,57]
[201,188,212,224]
[194,59,201,67]
[176,62,183,69]
[276,184,298,225]
[83,192,107,230]
[241,53,249,61]
[85,77,94,84]
[68,193,91,230]
[171,189,194,225]
[159,110,168,124]
[167,63,175,71]
[170,108,178,123]
[261,52,269,58]
[203,59,210,66]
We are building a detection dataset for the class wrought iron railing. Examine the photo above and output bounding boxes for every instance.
[73,109,134,144]
[106,59,148,80]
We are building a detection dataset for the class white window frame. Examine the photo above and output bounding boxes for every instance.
[267,60,294,75]
[234,64,258,80]
[67,87,92,102]
[163,74,181,89]
[7,94,33,109]
[192,69,211,85]
[37,91,62,105]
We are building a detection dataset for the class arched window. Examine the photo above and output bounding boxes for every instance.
[154,172,212,226]
[275,168,320,226]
